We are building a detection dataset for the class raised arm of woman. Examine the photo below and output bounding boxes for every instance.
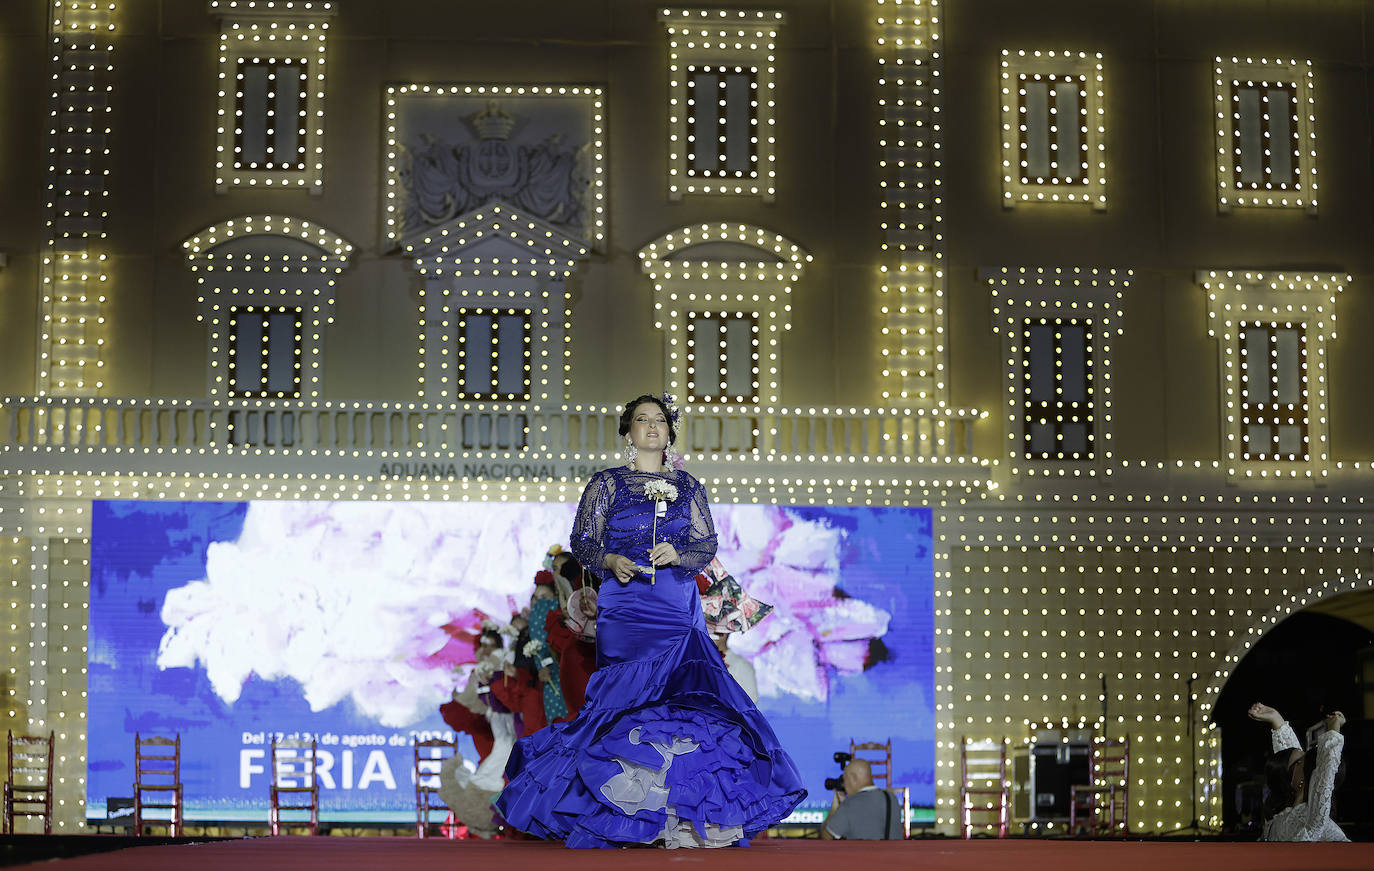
[1297,728,1345,837]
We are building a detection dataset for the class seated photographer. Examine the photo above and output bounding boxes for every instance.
[1248,702,1348,842]
[821,758,903,840]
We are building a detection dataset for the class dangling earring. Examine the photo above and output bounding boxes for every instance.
[663,443,678,470]
[624,437,638,465]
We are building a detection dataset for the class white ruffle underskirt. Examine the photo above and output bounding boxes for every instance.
[598,725,744,849]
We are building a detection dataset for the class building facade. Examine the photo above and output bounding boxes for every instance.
[1,0,1371,834]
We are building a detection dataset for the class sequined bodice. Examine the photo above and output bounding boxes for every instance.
[570,466,718,581]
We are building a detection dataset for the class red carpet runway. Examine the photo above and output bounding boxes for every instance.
[7,837,1373,871]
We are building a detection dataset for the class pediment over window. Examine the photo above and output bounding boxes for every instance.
[637,223,810,275]
[181,215,351,399]
[401,200,590,271]
[182,215,354,273]
[663,241,782,263]
[638,222,809,407]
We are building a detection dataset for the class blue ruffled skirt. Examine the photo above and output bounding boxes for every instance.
[495,569,806,848]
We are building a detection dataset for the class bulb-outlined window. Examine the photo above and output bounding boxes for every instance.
[453,308,532,402]
[1213,57,1316,212]
[1000,50,1106,209]
[1238,323,1308,461]
[235,58,308,171]
[228,306,303,398]
[1022,75,1085,182]
[183,214,352,404]
[212,2,334,192]
[661,8,783,201]
[404,202,588,408]
[1021,318,1092,460]
[686,65,757,179]
[1200,270,1345,480]
[984,266,1129,479]
[1233,85,1297,188]
[686,312,759,403]
[638,223,809,409]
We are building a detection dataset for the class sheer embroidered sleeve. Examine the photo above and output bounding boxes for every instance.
[1271,722,1301,754]
[673,473,718,573]
[1298,729,1344,836]
[572,470,614,581]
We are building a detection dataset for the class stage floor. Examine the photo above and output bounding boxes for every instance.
[6,836,1374,871]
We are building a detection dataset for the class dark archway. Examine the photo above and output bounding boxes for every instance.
[1213,608,1374,838]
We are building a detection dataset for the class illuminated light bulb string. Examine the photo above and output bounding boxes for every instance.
[184,215,353,403]
[212,1,336,192]
[38,1,118,397]
[660,7,783,201]
[875,1,947,407]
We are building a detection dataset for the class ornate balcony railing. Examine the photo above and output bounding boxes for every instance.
[0,395,986,479]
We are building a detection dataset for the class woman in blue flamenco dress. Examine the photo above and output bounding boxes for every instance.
[496,394,806,848]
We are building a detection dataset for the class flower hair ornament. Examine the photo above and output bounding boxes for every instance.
[656,391,684,467]
[656,391,683,432]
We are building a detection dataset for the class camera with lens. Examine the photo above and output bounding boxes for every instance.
[823,751,853,792]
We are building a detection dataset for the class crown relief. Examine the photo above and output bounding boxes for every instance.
[469,100,516,140]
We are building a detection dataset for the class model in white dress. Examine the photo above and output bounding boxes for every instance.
[1247,702,1348,842]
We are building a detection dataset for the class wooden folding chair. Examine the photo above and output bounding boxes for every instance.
[4,731,54,835]
[414,737,458,838]
[1070,734,1130,836]
[133,732,183,836]
[851,738,909,838]
[269,736,320,836]
[849,738,892,788]
[960,736,1009,838]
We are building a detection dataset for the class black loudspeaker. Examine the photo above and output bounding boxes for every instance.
[1014,742,1090,821]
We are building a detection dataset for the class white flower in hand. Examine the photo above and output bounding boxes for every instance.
[644,479,678,502]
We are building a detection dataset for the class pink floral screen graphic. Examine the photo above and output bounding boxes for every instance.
[157,501,893,724]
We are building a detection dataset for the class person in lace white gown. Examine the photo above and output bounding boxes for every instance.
[1247,702,1349,842]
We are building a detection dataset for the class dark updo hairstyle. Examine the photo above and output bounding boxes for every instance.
[618,394,678,445]
[1262,749,1300,820]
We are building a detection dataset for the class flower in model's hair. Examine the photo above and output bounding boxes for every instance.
[658,392,680,424]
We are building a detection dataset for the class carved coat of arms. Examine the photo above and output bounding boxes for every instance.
[399,100,594,242]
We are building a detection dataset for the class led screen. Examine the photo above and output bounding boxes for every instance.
[88,499,933,822]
